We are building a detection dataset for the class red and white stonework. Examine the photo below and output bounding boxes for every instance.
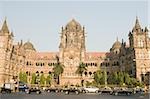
[0,17,149,86]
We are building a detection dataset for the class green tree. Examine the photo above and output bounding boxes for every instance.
[108,72,118,85]
[31,73,36,84]
[94,70,105,85]
[118,72,124,85]
[46,74,52,85]
[53,56,64,85]
[76,62,87,86]
[19,72,27,83]
[124,72,131,85]
[40,74,45,85]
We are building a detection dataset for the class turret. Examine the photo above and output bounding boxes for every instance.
[0,19,10,35]
[132,16,141,33]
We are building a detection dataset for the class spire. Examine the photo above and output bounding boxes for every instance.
[116,37,118,42]
[134,16,141,30]
[144,27,148,32]
[122,39,124,44]
[10,31,14,37]
[1,18,9,33]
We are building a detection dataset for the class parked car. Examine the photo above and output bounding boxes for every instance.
[63,87,80,95]
[133,87,145,94]
[18,82,29,92]
[0,83,15,93]
[45,87,60,93]
[99,86,113,94]
[26,87,41,94]
[112,87,133,96]
[83,86,99,93]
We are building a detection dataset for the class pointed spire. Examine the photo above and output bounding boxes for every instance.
[122,39,124,44]
[116,37,118,42]
[134,16,141,30]
[1,18,9,33]
[10,31,14,37]
[144,27,148,32]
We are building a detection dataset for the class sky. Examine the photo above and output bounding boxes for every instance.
[0,0,149,52]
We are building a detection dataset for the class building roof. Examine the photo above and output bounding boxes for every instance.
[36,52,58,60]
[85,52,110,60]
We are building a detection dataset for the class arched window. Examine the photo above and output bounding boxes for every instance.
[95,63,97,66]
[49,71,52,74]
[26,61,29,65]
[84,72,87,76]
[36,71,39,74]
[138,39,144,47]
[89,72,92,76]
[26,71,28,75]
[85,63,87,66]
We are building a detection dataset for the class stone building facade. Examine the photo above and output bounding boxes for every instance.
[0,17,149,86]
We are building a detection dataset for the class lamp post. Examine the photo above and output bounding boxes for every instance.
[104,66,107,87]
[36,73,40,87]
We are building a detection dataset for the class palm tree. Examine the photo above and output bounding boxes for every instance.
[76,62,87,86]
[53,55,64,85]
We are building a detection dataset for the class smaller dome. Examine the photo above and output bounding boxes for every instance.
[65,19,82,30]
[112,38,121,49]
[23,41,35,51]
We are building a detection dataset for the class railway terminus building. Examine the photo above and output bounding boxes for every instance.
[0,17,149,86]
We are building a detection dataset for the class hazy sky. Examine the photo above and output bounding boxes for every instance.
[0,0,148,52]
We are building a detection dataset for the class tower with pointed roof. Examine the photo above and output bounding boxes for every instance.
[59,19,86,85]
[128,16,150,81]
[0,19,14,85]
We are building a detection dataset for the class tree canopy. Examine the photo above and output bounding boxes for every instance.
[76,62,87,77]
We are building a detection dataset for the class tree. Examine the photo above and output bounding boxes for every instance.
[124,72,131,85]
[46,74,52,85]
[31,73,36,84]
[19,71,27,83]
[40,74,45,85]
[118,72,124,85]
[108,72,118,85]
[94,70,105,85]
[76,62,87,86]
[53,55,64,85]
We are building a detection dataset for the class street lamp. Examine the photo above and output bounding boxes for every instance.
[36,73,40,87]
[104,66,107,87]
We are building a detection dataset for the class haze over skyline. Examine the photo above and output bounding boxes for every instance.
[0,1,148,52]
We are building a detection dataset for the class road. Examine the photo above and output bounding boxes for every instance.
[0,92,149,99]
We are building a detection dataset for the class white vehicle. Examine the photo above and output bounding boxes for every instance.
[0,83,15,93]
[83,86,99,93]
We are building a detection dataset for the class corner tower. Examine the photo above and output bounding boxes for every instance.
[128,17,150,82]
[0,19,14,85]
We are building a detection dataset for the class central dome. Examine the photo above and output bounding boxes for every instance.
[65,19,82,30]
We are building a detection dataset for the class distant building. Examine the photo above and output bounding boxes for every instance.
[0,17,149,86]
